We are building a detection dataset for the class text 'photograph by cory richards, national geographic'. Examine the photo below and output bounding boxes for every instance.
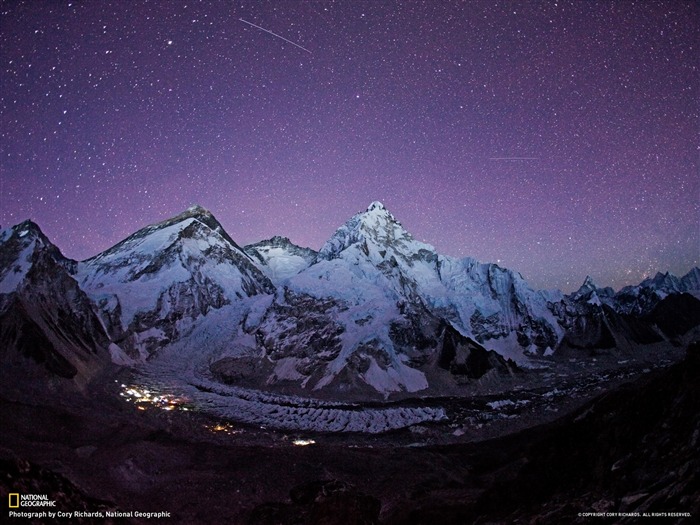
[1,1,698,524]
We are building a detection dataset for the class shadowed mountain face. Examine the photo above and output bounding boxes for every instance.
[437,324,519,379]
[644,293,700,340]
[0,222,110,388]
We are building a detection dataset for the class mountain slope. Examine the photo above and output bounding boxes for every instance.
[0,222,112,389]
[75,205,275,359]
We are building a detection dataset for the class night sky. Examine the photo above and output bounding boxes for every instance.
[1,1,697,292]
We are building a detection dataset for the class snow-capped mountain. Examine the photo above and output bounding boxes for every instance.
[563,268,700,323]
[0,222,111,388]
[250,202,559,396]
[244,236,317,284]
[550,269,700,352]
[1,202,698,405]
[614,269,700,316]
[74,205,275,359]
[568,276,615,306]
[0,220,72,292]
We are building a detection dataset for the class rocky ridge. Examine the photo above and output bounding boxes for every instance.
[1,203,698,431]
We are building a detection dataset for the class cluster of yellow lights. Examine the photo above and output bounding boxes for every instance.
[204,422,241,435]
[119,384,190,412]
[292,439,316,446]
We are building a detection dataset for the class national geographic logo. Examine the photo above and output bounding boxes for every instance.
[7,493,56,507]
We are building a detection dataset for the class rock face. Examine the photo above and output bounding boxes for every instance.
[1,203,699,404]
[0,222,111,388]
[438,324,519,379]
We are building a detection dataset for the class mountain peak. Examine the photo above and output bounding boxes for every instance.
[181,204,214,220]
[84,205,248,264]
[0,219,72,293]
[646,271,680,291]
[568,275,599,301]
[268,235,291,245]
[244,235,318,255]
[317,201,436,261]
[1,219,53,250]
[186,203,209,213]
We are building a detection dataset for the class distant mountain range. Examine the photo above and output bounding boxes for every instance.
[1,202,699,401]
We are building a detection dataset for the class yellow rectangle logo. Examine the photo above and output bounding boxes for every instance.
[9,493,19,508]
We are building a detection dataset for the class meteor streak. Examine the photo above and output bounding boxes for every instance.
[239,18,312,54]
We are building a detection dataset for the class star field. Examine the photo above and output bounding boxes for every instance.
[1,1,698,291]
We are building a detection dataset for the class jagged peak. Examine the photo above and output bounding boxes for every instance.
[244,236,318,263]
[0,219,73,275]
[266,235,292,245]
[567,275,600,302]
[1,219,52,248]
[683,267,700,278]
[361,201,398,224]
[645,271,680,290]
[10,219,43,236]
[246,235,301,250]
[358,201,400,225]
[680,267,700,291]
[317,201,437,261]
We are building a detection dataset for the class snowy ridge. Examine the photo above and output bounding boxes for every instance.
[2,203,699,431]
[567,269,700,317]
[244,236,317,284]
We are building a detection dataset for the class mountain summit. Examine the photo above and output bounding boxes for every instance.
[318,201,433,263]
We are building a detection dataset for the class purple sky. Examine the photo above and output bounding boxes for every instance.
[1,1,698,292]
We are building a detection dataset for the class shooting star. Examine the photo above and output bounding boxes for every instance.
[239,18,312,54]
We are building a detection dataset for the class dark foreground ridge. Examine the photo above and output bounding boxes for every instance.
[377,341,700,524]
[1,343,697,524]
